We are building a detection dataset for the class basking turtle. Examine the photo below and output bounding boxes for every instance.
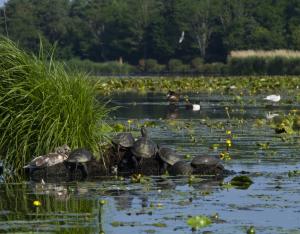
[191,155,224,175]
[112,132,135,163]
[130,127,157,169]
[112,132,135,149]
[157,147,181,173]
[24,144,70,170]
[65,148,93,179]
[168,160,193,176]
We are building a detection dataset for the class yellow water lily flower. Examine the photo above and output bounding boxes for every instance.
[33,200,41,207]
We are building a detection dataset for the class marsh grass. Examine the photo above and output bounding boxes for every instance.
[0,37,111,174]
[230,50,300,58]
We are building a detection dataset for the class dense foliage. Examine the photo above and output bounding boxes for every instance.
[0,37,110,173]
[1,0,299,65]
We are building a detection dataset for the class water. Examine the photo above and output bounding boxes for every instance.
[1,92,300,233]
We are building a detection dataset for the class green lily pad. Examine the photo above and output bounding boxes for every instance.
[151,222,167,228]
[187,215,212,229]
[231,176,253,189]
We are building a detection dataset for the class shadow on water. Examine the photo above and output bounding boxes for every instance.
[1,92,300,233]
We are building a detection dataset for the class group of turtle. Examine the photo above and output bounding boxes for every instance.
[20,126,229,180]
[111,126,228,176]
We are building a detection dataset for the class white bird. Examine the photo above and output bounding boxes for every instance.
[179,31,185,43]
[185,98,200,111]
[192,104,200,111]
[265,112,279,120]
[264,95,281,102]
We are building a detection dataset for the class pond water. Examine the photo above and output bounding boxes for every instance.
[1,92,300,234]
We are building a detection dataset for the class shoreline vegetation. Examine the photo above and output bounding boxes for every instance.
[0,37,111,175]
[66,54,300,76]
[94,76,300,95]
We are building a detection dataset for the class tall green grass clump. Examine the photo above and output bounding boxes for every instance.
[0,37,111,173]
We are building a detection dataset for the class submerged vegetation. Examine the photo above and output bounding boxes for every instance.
[0,37,110,173]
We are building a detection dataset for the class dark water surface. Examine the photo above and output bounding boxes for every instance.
[1,92,300,233]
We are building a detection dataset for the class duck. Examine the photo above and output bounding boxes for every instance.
[264,94,281,102]
[24,144,71,173]
[185,97,200,111]
[166,90,180,103]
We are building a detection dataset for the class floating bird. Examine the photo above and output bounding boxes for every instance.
[265,112,279,120]
[185,97,200,111]
[166,90,180,103]
[264,95,281,102]
[179,31,185,43]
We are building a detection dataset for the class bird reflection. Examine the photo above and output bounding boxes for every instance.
[166,104,179,119]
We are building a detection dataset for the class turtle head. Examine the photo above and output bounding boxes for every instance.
[141,126,148,137]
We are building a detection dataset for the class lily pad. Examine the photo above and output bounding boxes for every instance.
[187,215,212,229]
[231,176,253,189]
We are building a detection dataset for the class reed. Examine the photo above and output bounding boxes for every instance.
[0,37,111,174]
[230,50,300,58]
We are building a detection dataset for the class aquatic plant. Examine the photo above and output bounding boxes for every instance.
[187,215,212,230]
[0,37,111,174]
[230,176,253,189]
[95,76,300,96]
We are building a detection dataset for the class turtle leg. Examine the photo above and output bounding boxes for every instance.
[161,162,168,175]
[131,156,138,169]
[45,167,48,180]
[131,156,140,174]
[74,162,79,180]
[67,163,76,181]
[80,163,88,179]
[117,145,121,162]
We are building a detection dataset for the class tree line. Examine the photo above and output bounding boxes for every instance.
[0,0,300,66]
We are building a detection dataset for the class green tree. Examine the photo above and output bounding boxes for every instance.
[3,0,41,52]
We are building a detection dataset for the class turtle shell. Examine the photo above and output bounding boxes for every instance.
[191,155,220,168]
[158,147,180,166]
[191,155,224,175]
[66,148,93,163]
[131,137,157,159]
[168,161,193,176]
[112,133,134,148]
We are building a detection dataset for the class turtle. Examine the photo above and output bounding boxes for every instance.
[168,160,193,176]
[23,144,71,176]
[65,148,93,179]
[191,155,224,175]
[130,127,157,169]
[112,132,135,148]
[157,147,181,174]
[112,132,135,163]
